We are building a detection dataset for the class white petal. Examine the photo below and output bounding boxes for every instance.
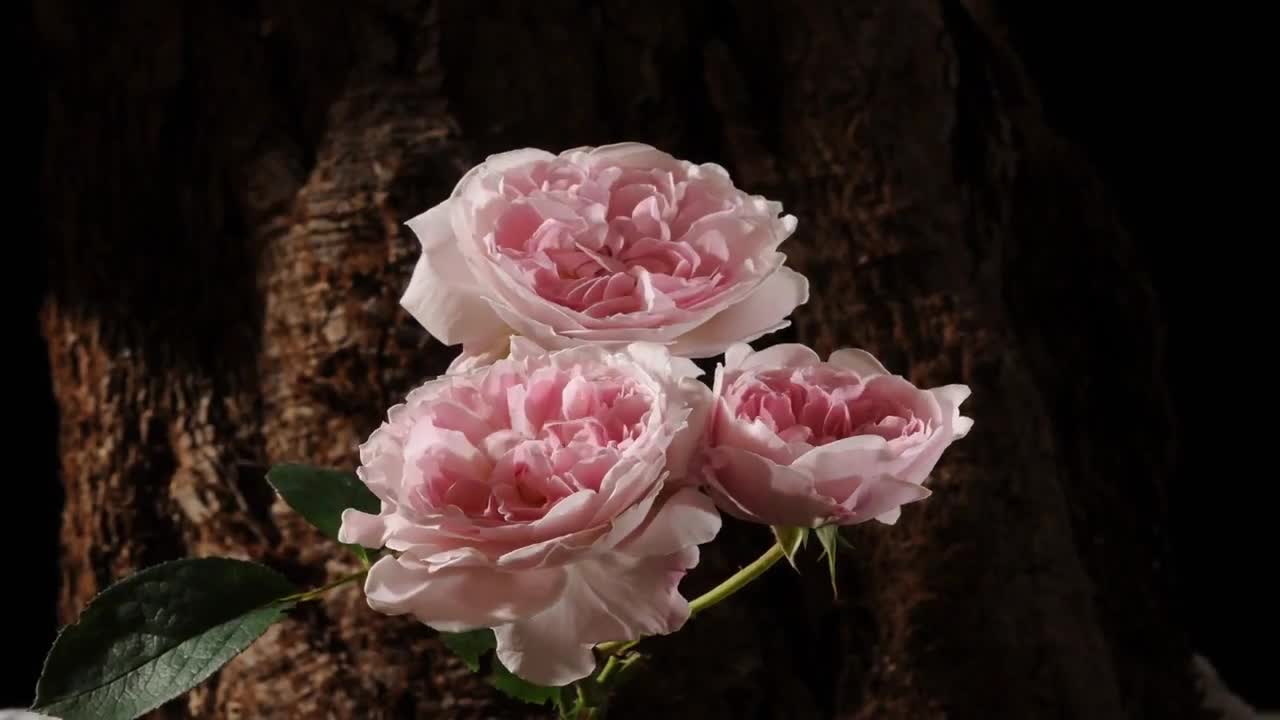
[467,148,558,184]
[828,348,891,377]
[931,383,972,410]
[736,342,822,371]
[337,508,387,548]
[875,507,902,525]
[507,335,551,362]
[670,265,810,358]
[623,342,704,383]
[401,201,508,347]
[581,142,679,170]
[723,342,754,370]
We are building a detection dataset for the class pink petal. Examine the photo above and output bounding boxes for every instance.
[671,265,810,358]
[493,547,701,686]
[337,508,388,548]
[713,403,794,464]
[791,435,891,480]
[662,381,714,483]
[703,446,839,527]
[834,476,931,525]
[363,554,565,633]
[495,523,607,570]
[614,487,722,558]
[402,201,508,347]
[827,348,891,378]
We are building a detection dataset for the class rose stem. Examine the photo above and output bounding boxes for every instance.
[594,655,622,685]
[687,540,786,615]
[277,570,368,604]
[594,540,787,657]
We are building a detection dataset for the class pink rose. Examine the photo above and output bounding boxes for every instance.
[702,343,973,528]
[401,143,809,361]
[338,339,721,686]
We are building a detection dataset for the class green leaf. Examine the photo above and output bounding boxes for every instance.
[267,463,380,562]
[489,660,564,708]
[771,526,809,569]
[815,525,842,597]
[33,558,298,720]
[439,629,497,672]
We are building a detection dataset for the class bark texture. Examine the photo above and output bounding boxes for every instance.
[39,1,1203,718]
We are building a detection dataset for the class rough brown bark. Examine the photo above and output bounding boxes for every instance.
[39,1,1203,718]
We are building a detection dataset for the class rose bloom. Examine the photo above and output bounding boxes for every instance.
[338,339,721,686]
[701,343,973,528]
[401,142,808,361]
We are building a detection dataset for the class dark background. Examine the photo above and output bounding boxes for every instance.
[14,2,1270,714]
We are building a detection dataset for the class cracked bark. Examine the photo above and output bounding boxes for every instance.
[39,1,1202,718]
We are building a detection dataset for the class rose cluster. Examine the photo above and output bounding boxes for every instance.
[340,143,971,686]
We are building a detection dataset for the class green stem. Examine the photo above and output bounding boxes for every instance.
[574,683,596,720]
[687,541,786,616]
[594,541,787,657]
[279,570,367,604]
[594,638,637,657]
[595,654,622,685]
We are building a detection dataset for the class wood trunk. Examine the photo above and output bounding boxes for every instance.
[39,1,1204,717]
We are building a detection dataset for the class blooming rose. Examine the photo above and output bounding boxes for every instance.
[401,142,808,361]
[701,343,973,528]
[338,338,721,686]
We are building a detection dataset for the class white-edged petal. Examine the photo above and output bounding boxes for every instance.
[401,201,508,347]
[671,266,810,358]
[828,348,891,378]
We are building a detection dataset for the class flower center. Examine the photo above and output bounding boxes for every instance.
[488,158,742,320]
[731,367,924,448]
[403,360,653,523]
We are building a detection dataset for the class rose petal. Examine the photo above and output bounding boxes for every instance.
[827,348,891,378]
[790,435,891,479]
[402,201,509,347]
[875,507,902,525]
[622,342,704,384]
[614,487,722,557]
[664,392,712,481]
[834,476,932,525]
[337,508,388,548]
[363,554,565,633]
[671,265,810,358]
[723,342,755,370]
[582,142,681,172]
[493,546,701,686]
[702,446,839,527]
[930,383,972,410]
[734,342,823,372]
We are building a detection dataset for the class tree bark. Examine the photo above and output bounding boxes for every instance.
[39,1,1204,718]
